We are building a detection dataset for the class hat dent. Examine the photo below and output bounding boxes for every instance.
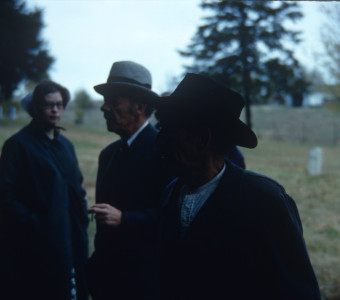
[94,61,156,100]
[107,61,152,87]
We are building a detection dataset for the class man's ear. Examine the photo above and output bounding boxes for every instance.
[133,102,147,115]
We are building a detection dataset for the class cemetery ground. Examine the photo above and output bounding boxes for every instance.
[1,104,340,299]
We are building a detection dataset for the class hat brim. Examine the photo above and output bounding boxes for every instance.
[153,96,258,149]
[232,119,258,149]
[94,82,158,101]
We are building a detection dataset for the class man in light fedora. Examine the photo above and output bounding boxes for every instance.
[152,73,321,299]
[87,61,172,300]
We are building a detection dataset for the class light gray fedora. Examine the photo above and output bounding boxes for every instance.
[94,61,158,101]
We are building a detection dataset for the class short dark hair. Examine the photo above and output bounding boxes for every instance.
[33,80,70,108]
[183,119,234,156]
[129,97,154,118]
[161,110,233,156]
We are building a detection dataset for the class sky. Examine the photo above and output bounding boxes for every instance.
[24,0,335,100]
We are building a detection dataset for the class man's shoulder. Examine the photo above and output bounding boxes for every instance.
[239,169,297,218]
[217,164,294,213]
[129,124,160,156]
[219,163,286,196]
[134,123,158,145]
[97,141,118,165]
[100,140,120,155]
[241,169,286,196]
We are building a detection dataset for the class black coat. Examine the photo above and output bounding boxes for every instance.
[0,120,89,300]
[159,161,321,300]
[87,124,172,300]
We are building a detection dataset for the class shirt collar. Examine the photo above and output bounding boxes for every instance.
[126,121,149,147]
[182,163,226,195]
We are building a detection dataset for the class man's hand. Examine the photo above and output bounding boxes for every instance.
[88,203,122,227]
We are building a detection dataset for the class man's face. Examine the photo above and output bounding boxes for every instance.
[157,124,206,182]
[39,92,64,128]
[101,95,138,136]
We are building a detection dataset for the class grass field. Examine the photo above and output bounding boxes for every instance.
[1,105,339,299]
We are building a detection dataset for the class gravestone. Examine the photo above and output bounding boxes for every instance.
[308,147,323,175]
[9,107,17,120]
[0,106,2,118]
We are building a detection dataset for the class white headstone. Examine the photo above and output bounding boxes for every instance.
[9,106,17,120]
[308,147,323,175]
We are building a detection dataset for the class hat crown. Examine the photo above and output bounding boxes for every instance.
[171,73,244,118]
[156,73,257,148]
[107,61,152,88]
[94,61,158,99]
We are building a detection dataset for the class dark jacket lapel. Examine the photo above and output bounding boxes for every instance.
[98,124,157,188]
[181,161,245,239]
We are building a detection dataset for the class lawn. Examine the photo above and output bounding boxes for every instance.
[1,105,339,299]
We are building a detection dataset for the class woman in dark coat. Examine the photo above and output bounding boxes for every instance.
[0,80,89,300]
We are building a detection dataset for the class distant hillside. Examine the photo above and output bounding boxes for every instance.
[245,105,340,145]
[9,102,339,145]
[60,103,340,145]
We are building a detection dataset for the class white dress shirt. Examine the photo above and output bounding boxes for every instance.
[178,163,226,237]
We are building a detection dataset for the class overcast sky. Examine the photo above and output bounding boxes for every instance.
[25,0,333,99]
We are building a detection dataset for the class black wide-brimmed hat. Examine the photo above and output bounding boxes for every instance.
[94,61,158,101]
[151,73,257,149]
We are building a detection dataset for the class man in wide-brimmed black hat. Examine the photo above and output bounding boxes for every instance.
[87,61,172,300]
[152,73,321,300]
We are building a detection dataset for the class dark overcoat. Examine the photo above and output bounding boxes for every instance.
[0,120,89,300]
[87,124,172,299]
[160,161,321,300]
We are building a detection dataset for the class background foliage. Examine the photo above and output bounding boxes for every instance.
[0,0,54,102]
[319,4,340,102]
[180,1,310,127]
[73,89,93,124]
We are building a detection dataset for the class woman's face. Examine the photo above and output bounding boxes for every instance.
[39,92,64,128]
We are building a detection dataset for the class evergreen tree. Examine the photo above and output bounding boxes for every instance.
[263,58,310,106]
[320,3,340,101]
[73,89,92,124]
[0,0,54,102]
[74,89,92,110]
[180,1,303,127]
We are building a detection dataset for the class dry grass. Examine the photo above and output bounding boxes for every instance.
[1,105,339,299]
[243,139,340,300]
